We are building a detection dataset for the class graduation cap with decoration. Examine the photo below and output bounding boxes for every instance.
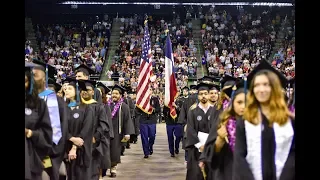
[75,64,95,77]
[32,59,57,88]
[112,84,126,95]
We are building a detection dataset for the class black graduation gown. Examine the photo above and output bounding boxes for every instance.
[88,102,111,179]
[185,105,215,180]
[124,98,139,135]
[25,99,53,180]
[46,97,69,180]
[201,116,235,180]
[94,89,102,104]
[110,102,135,164]
[124,97,135,117]
[178,95,197,150]
[25,137,31,180]
[233,115,295,180]
[101,104,114,170]
[65,105,94,180]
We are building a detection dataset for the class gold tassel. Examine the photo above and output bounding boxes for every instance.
[201,167,207,180]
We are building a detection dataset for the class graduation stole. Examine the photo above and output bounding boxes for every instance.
[81,97,97,105]
[226,116,236,152]
[38,89,62,145]
[108,98,124,119]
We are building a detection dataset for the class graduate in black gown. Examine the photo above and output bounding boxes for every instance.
[233,60,295,180]
[178,85,198,162]
[185,82,216,180]
[32,60,69,180]
[200,80,246,180]
[96,82,114,179]
[109,84,135,177]
[75,64,102,103]
[209,74,238,140]
[25,62,53,180]
[79,80,112,180]
[64,78,94,180]
[200,76,221,106]
[122,90,135,151]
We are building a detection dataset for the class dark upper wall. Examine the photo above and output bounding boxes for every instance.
[26,2,293,25]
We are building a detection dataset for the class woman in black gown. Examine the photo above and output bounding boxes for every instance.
[233,60,295,180]
[200,80,246,180]
[64,78,94,180]
[25,62,53,180]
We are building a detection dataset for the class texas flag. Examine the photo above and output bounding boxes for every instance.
[164,35,178,119]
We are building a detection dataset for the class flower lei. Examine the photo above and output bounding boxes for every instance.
[107,98,124,119]
[289,105,295,113]
[222,99,229,110]
[226,116,237,152]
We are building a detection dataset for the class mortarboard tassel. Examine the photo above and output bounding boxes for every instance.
[76,81,80,104]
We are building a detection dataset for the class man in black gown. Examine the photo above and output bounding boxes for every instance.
[109,84,135,177]
[80,79,112,180]
[185,82,216,180]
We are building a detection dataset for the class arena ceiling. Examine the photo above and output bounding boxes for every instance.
[56,0,293,2]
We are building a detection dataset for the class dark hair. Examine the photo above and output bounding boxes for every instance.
[219,88,245,125]
[25,70,40,109]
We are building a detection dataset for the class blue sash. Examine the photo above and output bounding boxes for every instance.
[68,101,77,107]
[39,89,62,145]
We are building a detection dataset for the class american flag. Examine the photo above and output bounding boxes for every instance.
[136,24,153,114]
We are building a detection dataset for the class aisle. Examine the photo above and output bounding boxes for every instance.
[104,123,187,180]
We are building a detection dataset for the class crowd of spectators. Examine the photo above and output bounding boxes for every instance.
[25,7,295,94]
[199,6,295,80]
[25,16,112,83]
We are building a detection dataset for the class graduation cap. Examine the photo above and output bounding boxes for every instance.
[112,84,126,95]
[64,78,87,105]
[32,59,57,79]
[75,64,95,76]
[190,85,197,90]
[220,74,237,89]
[182,86,189,91]
[48,78,62,92]
[97,82,111,94]
[196,82,214,92]
[82,80,97,89]
[247,60,288,89]
[25,62,40,94]
[65,78,87,91]
[287,77,295,89]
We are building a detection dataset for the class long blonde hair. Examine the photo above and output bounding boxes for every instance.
[243,70,290,126]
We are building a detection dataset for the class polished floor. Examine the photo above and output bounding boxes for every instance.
[103,123,187,180]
